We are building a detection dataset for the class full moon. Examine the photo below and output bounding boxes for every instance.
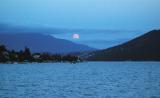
[72,34,80,39]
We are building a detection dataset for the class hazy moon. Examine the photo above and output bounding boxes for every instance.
[72,34,80,39]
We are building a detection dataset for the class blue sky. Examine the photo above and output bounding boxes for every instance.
[0,0,160,48]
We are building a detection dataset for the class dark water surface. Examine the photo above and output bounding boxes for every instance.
[0,62,160,98]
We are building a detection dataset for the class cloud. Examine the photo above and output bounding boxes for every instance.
[80,39,129,44]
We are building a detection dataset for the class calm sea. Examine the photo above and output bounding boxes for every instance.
[0,62,160,98]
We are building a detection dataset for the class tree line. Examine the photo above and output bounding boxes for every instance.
[0,45,82,63]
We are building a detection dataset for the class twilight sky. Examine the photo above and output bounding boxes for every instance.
[0,0,160,48]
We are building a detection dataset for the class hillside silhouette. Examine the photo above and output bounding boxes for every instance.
[87,30,160,61]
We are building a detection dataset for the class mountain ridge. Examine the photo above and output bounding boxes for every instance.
[0,33,95,54]
[86,30,160,61]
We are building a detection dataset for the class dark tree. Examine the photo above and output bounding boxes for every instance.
[9,50,18,62]
[0,45,7,52]
[0,45,7,62]
[18,50,24,62]
[23,47,32,61]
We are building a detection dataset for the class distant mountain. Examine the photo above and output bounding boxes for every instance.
[0,33,95,54]
[0,23,66,34]
[87,30,160,61]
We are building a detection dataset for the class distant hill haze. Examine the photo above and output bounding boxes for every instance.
[87,30,160,61]
[0,33,95,54]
